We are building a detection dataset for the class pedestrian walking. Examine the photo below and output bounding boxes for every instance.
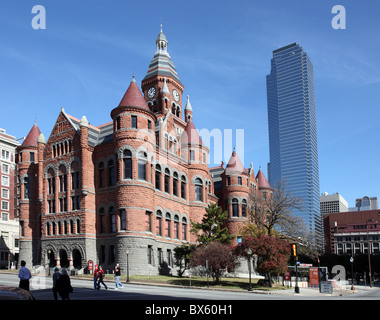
[56,268,73,300]
[93,264,99,290]
[18,260,32,291]
[52,267,61,300]
[96,265,108,290]
[114,264,124,289]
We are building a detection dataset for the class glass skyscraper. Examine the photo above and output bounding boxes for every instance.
[266,43,322,248]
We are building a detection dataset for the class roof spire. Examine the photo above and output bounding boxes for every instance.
[156,22,168,55]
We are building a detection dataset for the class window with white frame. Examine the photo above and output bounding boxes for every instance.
[2,164,9,174]
[1,188,9,199]
[1,201,9,211]
[1,176,9,187]
[1,150,10,161]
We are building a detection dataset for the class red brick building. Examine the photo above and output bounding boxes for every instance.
[16,28,271,274]
[323,210,380,254]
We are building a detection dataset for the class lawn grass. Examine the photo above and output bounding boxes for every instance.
[100,273,287,291]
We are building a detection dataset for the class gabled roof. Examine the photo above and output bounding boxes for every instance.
[118,77,150,111]
[181,120,203,146]
[22,123,41,147]
[256,169,272,189]
[225,150,245,174]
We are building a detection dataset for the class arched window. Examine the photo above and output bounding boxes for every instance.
[47,168,55,195]
[99,207,105,233]
[108,159,115,186]
[182,217,187,241]
[52,222,56,235]
[165,213,171,238]
[156,210,162,236]
[242,199,247,217]
[70,220,74,234]
[173,172,178,197]
[155,164,161,190]
[138,152,147,181]
[98,162,105,188]
[71,161,80,190]
[58,165,67,192]
[46,222,51,236]
[174,215,179,239]
[145,211,152,232]
[120,210,127,231]
[164,168,170,193]
[109,206,116,233]
[232,198,239,217]
[123,150,132,179]
[23,177,30,199]
[76,219,81,234]
[195,178,203,202]
[181,176,186,199]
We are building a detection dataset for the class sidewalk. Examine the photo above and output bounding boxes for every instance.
[272,284,372,297]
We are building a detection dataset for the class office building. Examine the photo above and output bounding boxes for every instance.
[0,128,20,268]
[266,43,322,246]
[320,192,348,215]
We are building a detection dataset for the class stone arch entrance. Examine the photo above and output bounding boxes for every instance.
[72,249,82,269]
[48,250,56,268]
[59,249,69,268]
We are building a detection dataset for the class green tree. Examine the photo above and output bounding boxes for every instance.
[191,203,234,245]
[173,245,194,277]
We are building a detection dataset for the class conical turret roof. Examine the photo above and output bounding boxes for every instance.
[118,76,150,111]
[256,169,272,189]
[225,150,245,174]
[22,122,41,147]
[181,120,203,146]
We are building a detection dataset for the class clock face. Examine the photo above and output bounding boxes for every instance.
[173,89,180,102]
[147,87,156,99]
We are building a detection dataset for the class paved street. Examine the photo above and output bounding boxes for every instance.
[0,272,379,301]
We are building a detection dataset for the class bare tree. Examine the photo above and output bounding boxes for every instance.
[245,179,305,239]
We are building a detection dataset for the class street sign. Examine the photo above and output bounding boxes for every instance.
[88,260,93,272]
[320,281,333,294]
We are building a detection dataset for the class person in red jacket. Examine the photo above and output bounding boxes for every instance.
[96,265,108,290]
[93,265,99,290]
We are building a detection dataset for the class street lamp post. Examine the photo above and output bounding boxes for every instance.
[247,248,253,292]
[48,250,51,276]
[366,219,373,288]
[350,256,354,292]
[126,250,130,283]
[295,256,300,294]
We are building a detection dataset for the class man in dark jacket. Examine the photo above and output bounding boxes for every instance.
[56,268,73,300]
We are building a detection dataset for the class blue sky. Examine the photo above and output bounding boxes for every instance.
[1,0,379,208]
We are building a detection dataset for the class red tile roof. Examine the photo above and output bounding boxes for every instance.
[181,120,203,145]
[22,123,41,147]
[225,150,245,174]
[118,77,150,111]
[256,169,272,189]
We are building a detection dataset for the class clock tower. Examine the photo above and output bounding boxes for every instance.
[142,25,184,119]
